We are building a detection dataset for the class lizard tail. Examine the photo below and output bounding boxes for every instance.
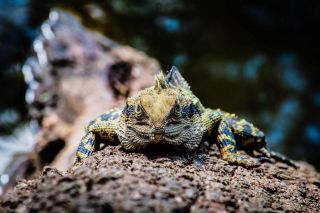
[259,147,298,168]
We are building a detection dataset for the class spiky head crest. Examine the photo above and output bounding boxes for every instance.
[154,72,168,92]
[117,66,205,152]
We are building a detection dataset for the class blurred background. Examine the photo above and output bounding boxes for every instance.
[0,0,319,184]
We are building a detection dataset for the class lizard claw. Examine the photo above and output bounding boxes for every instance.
[223,153,261,168]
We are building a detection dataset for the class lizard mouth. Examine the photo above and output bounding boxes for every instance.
[128,125,183,139]
[119,121,204,151]
[151,129,165,134]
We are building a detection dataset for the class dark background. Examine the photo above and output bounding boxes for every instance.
[0,0,319,169]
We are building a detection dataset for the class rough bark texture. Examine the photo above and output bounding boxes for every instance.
[1,146,320,213]
[1,10,320,213]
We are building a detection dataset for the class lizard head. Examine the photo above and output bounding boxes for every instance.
[117,67,205,152]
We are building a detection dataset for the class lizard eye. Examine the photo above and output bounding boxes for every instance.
[135,105,143,119]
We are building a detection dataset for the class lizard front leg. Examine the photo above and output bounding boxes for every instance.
[202,109,260,167]
[228,118,267,154]
[76,108,121,161]
[227,117,297,167]
[216,119,260,167]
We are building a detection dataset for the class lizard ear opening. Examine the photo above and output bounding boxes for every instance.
[165,66,191,90]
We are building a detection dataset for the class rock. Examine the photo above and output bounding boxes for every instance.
[1,9,320,213]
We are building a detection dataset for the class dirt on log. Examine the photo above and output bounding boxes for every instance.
[1,10,320,213]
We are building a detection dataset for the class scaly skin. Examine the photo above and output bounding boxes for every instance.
[76,66,295,168]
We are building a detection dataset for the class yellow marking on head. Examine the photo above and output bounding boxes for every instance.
[140,89,177,127]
